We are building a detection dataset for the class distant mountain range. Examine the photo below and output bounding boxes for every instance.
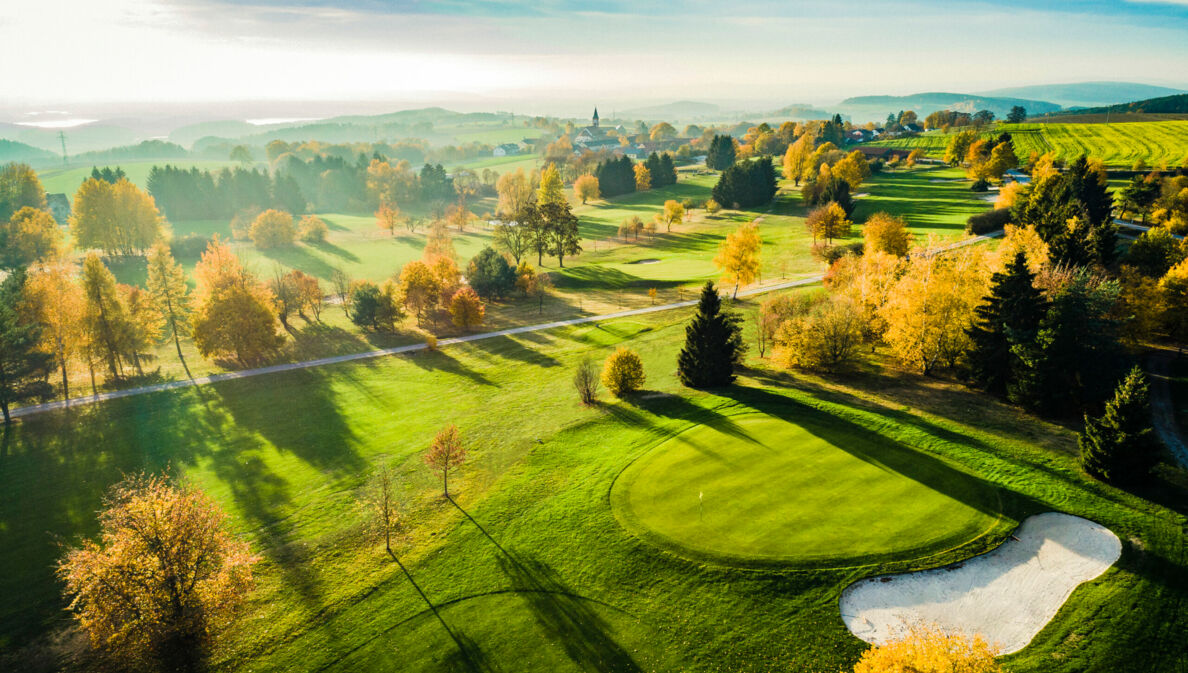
[1042,93,1188,117]
[617,101,722,121]
[976,81,1186,109]
[835,92,1060,122]
[0,139,57,164]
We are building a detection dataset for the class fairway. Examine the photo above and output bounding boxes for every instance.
[612,414,1003,567]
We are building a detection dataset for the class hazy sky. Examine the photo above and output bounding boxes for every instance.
[4,0,1188,108]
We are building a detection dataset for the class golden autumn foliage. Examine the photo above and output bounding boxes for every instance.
[879,245,988,374]
[660,199,685,232]
[24,263,84,397]
[424,219,456,260]
[424,424,467,497]
[573,174,600,204]
[191,237,284,366]
[714,221,762,298]
[851,626,1002,673]
[449,286,485,331]
[298,215,328,243]
[71,178,165,256]
[807,202,852,244]
[249,209,295,249]
[832,150,871,189]
[375,201,402,235]
[994,181,1026,210]
[80,253,136,380]
[496,168,536,218]
[772,295,864,371]
[399,260,440,320]
[994,224,1049,274]
[601,346,646,397]
[783,134,815,185]
[634,163,652,191]
[1,205,63,269]
[862,212,913,257]
[826,250,902,342]
[57,474,257,670]
[537,164,566,206]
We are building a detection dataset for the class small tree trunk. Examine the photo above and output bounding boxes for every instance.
[1,401,10,425]
[89,361,98,396]
[58,339,69,400]
[443,469,449,498]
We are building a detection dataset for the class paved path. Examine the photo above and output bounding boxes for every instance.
[9,232,1002,421]
[1147,352,1188,470]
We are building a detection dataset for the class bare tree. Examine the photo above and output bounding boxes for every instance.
[573,358,600,405]
[361,462,401,555]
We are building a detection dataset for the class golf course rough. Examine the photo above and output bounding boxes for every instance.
[610,413,1005,568]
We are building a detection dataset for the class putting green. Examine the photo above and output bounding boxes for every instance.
[611,413,1003,567]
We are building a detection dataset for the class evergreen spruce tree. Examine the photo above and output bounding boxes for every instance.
[1080,366,1160,484]
[677,281,744,388]
[967,251,1047,397]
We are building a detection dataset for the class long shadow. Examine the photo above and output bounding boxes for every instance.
[719,385,1037,518]
[448,499,642,673]
[628,391,754,444]
[310,239,361,263]
[256,245,343,281]
[468,335,561,368]
[408,349,497,387]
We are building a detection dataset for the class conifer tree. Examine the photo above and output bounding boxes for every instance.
[677,281,744,388]
[966,251,1047,397]
[0,270,53,423]
[1080,366,1160,484]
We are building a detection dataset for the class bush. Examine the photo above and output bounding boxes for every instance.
[250,209,295,249]
[704,199,721,214]
[970,178,991,192]
[811,241,862,264]
[573,358,600,405]
[298,215,328,243]
[965,207,1012,235]
[169,234,212,259]
[466,247,516,299]
[601,347,645,397]
[348,280,403,331]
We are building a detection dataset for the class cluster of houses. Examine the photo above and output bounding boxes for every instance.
[493,108,674,161]
[845,123,924,144]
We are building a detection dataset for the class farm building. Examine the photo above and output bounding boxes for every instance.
[493,143,520,157]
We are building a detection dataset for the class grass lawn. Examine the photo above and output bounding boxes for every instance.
[37,159,252,196]
[867,121,1188,169]
[1,300,1185,672]
[612,413,1003,567]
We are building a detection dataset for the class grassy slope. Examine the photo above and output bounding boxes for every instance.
[868,121,1188,168]
[37,160,252,196]
[1,304,1185,672]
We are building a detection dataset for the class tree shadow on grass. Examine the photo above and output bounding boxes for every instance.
[310,239,361,263]
[719,384,1032,519]
[448,498,642,673]
[256,245,344,282]
[408,349,497,387]
[468,335,561,368]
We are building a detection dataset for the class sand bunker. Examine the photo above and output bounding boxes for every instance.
[628,258,661,265]
[853,192,871,198]
[840,512,1120,654]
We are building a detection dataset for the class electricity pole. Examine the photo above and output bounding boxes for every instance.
[58,131,68,165]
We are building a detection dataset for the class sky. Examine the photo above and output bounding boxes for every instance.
[3,0,1188,111]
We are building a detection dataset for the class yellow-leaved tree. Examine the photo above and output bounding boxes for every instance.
[660,199,685,232]
[806,202,852,245]
[57,474,258,672]
[191,237,284,366]
[862,212,912,257]
[449,286,485,331]
[71,178,164,256]
[573,174,600,204]
[602,347,646,397]
[826,250,902,343]
[714,221,762,298]
[852,626,1001,673]
[24,264,84,397]
[537,163,566,207]
[1,206,63,269]
[634,163,652,191]
[249,209,295,249]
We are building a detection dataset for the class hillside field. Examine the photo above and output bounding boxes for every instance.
[868,121,1188,168]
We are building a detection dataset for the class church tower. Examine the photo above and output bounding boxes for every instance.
[592,107,600,128]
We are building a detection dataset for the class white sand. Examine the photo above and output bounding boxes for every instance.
[839,512,1121,654]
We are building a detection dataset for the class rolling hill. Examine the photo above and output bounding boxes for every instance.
[836,92,1061,122]
[978,81,1186,108]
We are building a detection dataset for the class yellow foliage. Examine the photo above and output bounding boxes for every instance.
[574,174,600,204]
[852,625,1001,673]
[634,163,652,191]
[995,225,1049,274]
[714,221,762,297]
[449,286,485,331]
[249,209,295,249]
[807,202,852,243]
[537,164,566,206]
[994,181,1025,210]
[862,212,912,257]
[601,347,646,397]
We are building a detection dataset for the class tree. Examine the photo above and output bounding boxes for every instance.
[0,270,53,423]
[297,215,328,243]
[537,164,566,207]
[250,209,295,249]
[375,200,402,236]
[944,130,978,166]
[348,280,403,331]
[706,135,737,170]
[966,251,1048,397]
[573,175,600,204]
[0,162,48,221]
[80,253,135,380]
[677,281,745,388]
[832,150,870,189]
[782,134,814,186]
[1080,366,1160,484]
[540,201,581,267]
[495,203,539,265]
[496,168,535,219]
[361,462,402,556]
[862,212,912,257]
[466,247,516,299]
[852,625,1001,673]
[1161,258,1188,342]
[146,242,194,377]
[633,163,652,191]
[191,238,284,366]
[230,145,254,164]
[523,266,553,313]
[449,286,485,331]
[71,178,165,256]
[1119,175,1161,225]
[772,296,863,372]
[618,215,644,241]
[424,424,466,497]
[660,200,685,232]
[24,264,83,399]
[573,358,600,405]
[1007,105,1027,124]
[712,157,777,209]
[398,260,441,322]
[649,122,677,141]
[601,347,646,397]
[57,474,257,671]
[0,206,62,270]
[806,201,852,245]
[714,221,762,298]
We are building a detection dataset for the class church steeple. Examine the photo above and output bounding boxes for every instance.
[592,107,599,128]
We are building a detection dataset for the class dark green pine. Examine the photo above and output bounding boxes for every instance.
[677,281,744,388]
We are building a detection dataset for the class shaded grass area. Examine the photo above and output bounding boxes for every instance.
[1,298,1186,673]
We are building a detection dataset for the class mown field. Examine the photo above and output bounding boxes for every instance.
[2,301,1185,673]
[868,121,1188,168]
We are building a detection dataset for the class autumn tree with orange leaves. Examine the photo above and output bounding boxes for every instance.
[57,474,258,672]
[424,424,467,497]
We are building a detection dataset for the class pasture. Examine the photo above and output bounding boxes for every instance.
[1,302,1185,672]
[868,120,1188,168]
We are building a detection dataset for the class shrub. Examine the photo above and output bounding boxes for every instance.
[573,358,600,405]
[966,207,1012,235]
[773,297,863,372]
[250,209,295,249]
[601,347,645,397]
[970,178,991,192]
[298,215,328,243]
[704,199,721,214]
[449,286,485,331]
[169,234,212,259]
[862,212,912,257]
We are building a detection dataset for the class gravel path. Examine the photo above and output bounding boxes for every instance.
[9,232,1001,421]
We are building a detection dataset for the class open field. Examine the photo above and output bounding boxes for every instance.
[868,121,1188,168]
[37,159,254,195]
[2,302,1186,672]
